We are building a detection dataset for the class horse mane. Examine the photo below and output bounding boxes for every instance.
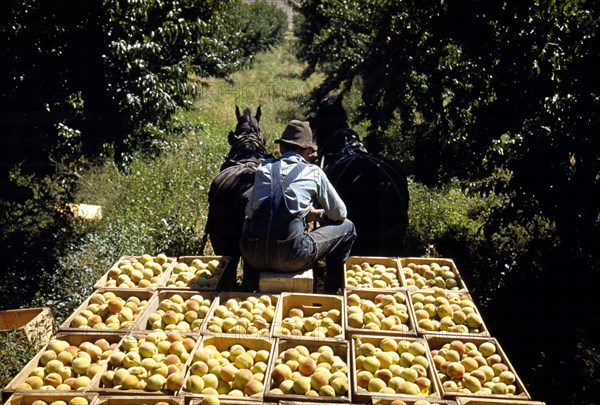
[223,132,268,168]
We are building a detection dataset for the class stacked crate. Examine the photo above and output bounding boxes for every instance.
[342,256,543,405]
[2,254,545,405]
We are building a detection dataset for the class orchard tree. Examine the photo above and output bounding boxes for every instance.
[294,1,599,402]
[294,0,598,265]
[0,0,287,182]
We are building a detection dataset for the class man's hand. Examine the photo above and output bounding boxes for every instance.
[307,207,326,222]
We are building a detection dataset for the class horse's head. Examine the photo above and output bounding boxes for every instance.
[315,92,359,164]
[234,105,262,137]
[223,106,268,168]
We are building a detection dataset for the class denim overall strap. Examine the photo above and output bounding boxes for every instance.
[262,160,306,267]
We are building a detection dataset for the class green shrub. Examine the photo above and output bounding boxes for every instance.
[0,330,42,397]
[34,131,228,323]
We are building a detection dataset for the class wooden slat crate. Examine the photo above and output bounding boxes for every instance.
[132,290,217,336]
[159,256,233,292]
[350,334,441,403]
[88,331,200,396]
[272,293,345,341]
[408,289,490,337]
[200,292,280,337]
[455,398,546,405]
[190,400,277,405]
[371,395,457,404]
[3,332,124,402]
[94,255,176,290]
[425,335,531,400]
[3,392,99,405]
[180,335,275,403]
[264,338,352,403]
[95,395,183,405]
[399,257,467,291]
[59,289,154,334]
[259,268,314,294]
[0,307,54,346]
[344,257,405,290]
[344,289,417,339]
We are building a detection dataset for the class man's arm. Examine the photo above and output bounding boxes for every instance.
[316,169,347,221]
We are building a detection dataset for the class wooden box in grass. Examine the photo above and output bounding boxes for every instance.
[94,255,176,291]
[0,307,54,346]
[408,289,490,337]
[3,332,124,402]
[160,256,233,291]
[455,398,546,405]
[60,289,154,334]
[264,338,352,403]
[344,257,405,290]
[399,258,467,292]
[180,334,275,402]
[371,395,457,404]
[132,290,217,336]
[350,335,440,403]
[344,289,417,339]
[3,392,99,405]
[95,395,183,405]
[201,292,280,337]
[89,331,200,396]
[272,293,345,341]
[425,335,530,400]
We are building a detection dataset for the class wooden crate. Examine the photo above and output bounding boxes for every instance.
[399,257,467,292]
[190,400,277,405]
[160,256,233,291]
[371,395,457,404]
[132,290,218,335]
[456,398,546,405]
[89,331,200,396]
[264,338,352,403]
[272,293,345,341]
[59,289,154,334]
[425,335,531,400]
[344,257,405,290]
[277,403,347,405]
[94,256,176,290]
[3,392,99,405]
[180,335,275,402]
[3,332,124,401]
[201,292,280,338]
[344,289,417,339]
[350,335,440,403]
[96,395,183,405]
[408,289,490,337]
[0,307,54,345]
[259,269,314,294]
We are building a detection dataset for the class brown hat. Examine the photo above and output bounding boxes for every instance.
[275,120,318,150]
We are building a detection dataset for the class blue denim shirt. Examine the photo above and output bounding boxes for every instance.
[245,151,347,221]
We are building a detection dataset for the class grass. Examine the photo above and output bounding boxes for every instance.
[187,34,323,148]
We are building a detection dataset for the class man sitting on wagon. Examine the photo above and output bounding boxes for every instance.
[240,120,356,293]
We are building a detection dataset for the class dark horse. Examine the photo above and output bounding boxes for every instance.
[314,94,409,256]
[204,106,269,288]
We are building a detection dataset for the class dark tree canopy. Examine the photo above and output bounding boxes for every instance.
[0,0,287,180]
[294,1,599,402]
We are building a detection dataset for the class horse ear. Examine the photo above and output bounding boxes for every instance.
[235,105,241,120]
[228,130,236,145]
[255,105,262,122]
